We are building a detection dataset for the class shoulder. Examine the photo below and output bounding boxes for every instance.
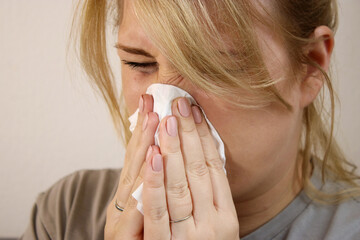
[272,158,360,240]
[285,164,360,240]
[309,185,360,238]
[38,168,120,206]
[285,192,360,240]
[22,168,121,240]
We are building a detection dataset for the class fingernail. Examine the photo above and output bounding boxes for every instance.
[152,154,163,172]
[192,105,202,124]
[139,95,144,113]
[142,113,148,131]
[177,98,191,117]
[166,116,177,137]
[146,145,153,160]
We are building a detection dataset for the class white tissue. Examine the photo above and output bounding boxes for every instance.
[129,83,226,214]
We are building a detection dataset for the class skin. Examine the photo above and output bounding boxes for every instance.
[105,0,334,238]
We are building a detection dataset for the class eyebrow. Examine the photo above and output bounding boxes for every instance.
[114,43,154,58]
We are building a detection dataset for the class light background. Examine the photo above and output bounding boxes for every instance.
[0,0,359,237]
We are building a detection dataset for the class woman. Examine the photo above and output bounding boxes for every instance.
[22,0,360,239]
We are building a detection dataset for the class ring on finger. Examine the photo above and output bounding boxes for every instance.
[115,199,125,212]
[170,213,192,223]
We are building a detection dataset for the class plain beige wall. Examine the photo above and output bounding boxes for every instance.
[0,0,359,237]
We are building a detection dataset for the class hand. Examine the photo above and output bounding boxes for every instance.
[142,97,240,239]
[105,94,159,239]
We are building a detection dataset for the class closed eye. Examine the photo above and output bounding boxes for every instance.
[122,60,158,73]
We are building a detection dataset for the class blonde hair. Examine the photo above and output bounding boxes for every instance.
[70,0,360,204]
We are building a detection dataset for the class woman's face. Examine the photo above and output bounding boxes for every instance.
[117,0,304,201]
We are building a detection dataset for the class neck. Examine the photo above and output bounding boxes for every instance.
[234,155,305,237]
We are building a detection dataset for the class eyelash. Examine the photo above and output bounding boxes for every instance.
[122,60,158,71]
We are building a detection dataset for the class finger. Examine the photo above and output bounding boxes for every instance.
[105,160,147,239]
[158,115,194,237]
[122,145,153,215]
[170,97,214,220]
[106,193,145,239]
[132,94,154,136]
[116,94,159,207]
[158,114,193,218]
[143,145,171,240]
[192,105,234,211]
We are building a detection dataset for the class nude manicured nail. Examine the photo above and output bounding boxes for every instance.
[192,105,202,124]
[152,154,163,172]
[178,98,191,117]
[142,113,148,131]
[139,95,144,113]
[166,116,178,137]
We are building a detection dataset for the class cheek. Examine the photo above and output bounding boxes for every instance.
[121,70,148,115]
[198,95,299,162]
[202,98,301,197]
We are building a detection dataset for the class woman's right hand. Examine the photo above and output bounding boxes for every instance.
[105,94,159,239]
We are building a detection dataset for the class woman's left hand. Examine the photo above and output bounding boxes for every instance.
[142,97,240,240]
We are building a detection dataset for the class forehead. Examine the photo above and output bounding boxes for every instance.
[117,0,280,61]
[117,0,156,52]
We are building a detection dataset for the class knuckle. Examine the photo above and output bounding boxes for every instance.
[126,196,138,209]
[135,174,144,184]
[167,179,190,200]
[187,161,209,178]
[148,205,168,222]
[120,173,135,188]
[181,121,197,133]
[197,122,211,138]
[162,140,181,154]
[206,157,224,173]
[145,174,163,189]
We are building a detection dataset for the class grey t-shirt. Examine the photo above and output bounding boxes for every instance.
[243,160,360,240]
[21,160,360,239]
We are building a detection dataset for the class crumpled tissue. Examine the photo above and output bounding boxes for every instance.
[128,83,226,214]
